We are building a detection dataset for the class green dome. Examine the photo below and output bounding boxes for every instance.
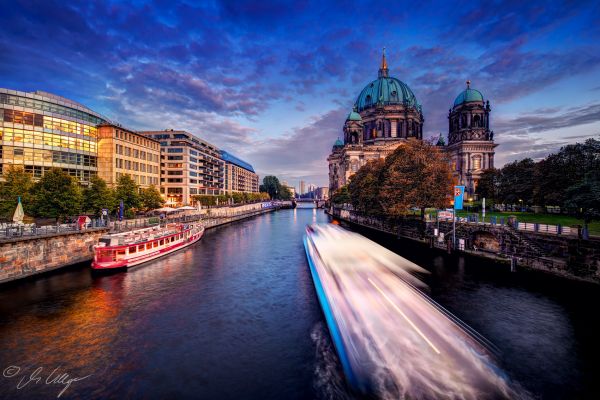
[347,109,362,121]
[333,138,344,148]
[454,88,484,106]
[355,76,420,112]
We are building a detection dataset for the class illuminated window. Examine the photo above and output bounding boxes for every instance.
[472,156,482,170]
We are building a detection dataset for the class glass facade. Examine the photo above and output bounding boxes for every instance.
[0,88,107,183]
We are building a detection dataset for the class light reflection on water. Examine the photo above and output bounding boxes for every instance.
[0,208,598,400]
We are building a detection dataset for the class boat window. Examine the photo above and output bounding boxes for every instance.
[116,250,126,258]
[146,243,152,250]
[153,241,158,248]
[138,245,144,251]
[129,246,137,254]
[160,239,164,246]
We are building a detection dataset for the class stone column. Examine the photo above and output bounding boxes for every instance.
[391,120,397,137]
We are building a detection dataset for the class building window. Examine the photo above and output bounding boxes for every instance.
[472,156,482,170]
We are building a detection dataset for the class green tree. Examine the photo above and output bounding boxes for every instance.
[83,175,115,216]
[115,174,141,216]
[331,185,351,205]
[139,185,165,211]
[497,158,535,205]
[476,168,500,204]
[380,139,453,218]
[279,185,293,200]
[260,176,282,199]
[0,165,35,219]
[564,169,600,231]
[32,168,83,220]
[348,159,385,215]
[535,138,600,206]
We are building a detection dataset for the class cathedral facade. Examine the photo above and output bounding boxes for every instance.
[327,51,496,198]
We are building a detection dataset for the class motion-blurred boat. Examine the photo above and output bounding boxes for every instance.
[304,223,520,399]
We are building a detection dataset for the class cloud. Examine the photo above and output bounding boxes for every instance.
[244,108,347,185]
[2,0,599,186]
[495,103,600,136]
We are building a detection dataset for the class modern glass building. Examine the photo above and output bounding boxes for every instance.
[140,130,224,205]
[0,88,108,184]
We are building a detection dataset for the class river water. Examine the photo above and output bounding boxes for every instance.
[0,207,598,399]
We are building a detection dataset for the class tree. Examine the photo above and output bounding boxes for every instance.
[497,158,536,205]
[260,175,291,200]
[476,168,500,204]
[139,185,165,211]
[348,159,385,215]
[535,138,600,206]
[83,175,115,216]
[379,139,453,218]
[331,185,351,205]
[260,176,282,199]
[280,185,293,200]
[564,169,600,231]
[114,174,141,216]
[0,165,35,219]
[31,168,83,220]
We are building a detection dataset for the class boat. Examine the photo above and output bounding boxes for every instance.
[92,222,204,270]
[303,224,516,398]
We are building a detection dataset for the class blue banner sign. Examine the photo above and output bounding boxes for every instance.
[454,186,465,210]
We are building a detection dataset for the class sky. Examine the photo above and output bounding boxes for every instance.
[1,0,600,189]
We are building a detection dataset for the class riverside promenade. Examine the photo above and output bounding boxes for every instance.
[0,203,277,284]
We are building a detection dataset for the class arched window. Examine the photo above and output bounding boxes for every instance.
[473,115,481,127]
[365,95,372,107]
[472,156,482,170]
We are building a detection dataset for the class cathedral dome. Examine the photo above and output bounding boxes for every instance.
[453,81,484,106]
[355,49,420,112]
[346,108,362,121]
[333,138,344,148]
[355,76,420,112]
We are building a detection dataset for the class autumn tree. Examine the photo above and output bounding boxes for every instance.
[379,139,453,219]
[348,159,385,215]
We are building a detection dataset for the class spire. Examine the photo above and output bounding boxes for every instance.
[466,80,471,89]
[378,47,389,78]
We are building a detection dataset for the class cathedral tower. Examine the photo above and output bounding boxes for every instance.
[447,81,497,197]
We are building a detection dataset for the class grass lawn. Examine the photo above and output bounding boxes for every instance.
[396,209,600,235]
[455,210,600,236]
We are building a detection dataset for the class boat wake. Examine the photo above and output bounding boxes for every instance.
[305,224,532,399]
[311,322,353,400]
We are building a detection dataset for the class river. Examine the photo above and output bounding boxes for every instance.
[0,206,598,399]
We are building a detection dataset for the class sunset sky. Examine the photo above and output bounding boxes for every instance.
[2,0,599,188]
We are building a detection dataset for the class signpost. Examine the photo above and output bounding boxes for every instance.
[453,186,465,249]
[482,197,486,224]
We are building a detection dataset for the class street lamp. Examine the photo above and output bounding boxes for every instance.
[519,199,523,212]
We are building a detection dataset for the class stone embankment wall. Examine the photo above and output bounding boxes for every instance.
[0,229,108,284]
[329,207,600,284]
[0,206,276,285]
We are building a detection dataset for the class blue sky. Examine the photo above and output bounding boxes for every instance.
[2,0,599,188]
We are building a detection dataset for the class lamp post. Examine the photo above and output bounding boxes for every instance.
[519,199,523,212]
